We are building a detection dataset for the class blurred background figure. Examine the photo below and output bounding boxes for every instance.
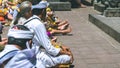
[0,22,7,51]
[70,0,86,8]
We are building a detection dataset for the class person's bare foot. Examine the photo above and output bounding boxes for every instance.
[58,23,69,30]
[80,4,86,8]
[51,36,57,42]
[61,26,72,35]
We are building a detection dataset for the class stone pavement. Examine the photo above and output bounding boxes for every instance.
[55,7,120,68]
[1,6,120,68]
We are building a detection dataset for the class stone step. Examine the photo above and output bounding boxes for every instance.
[89,14,120,43]
[103,8,120,17]
[94,3,106,12]
[48,2,71,11]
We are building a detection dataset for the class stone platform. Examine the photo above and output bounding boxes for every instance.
[48,0,71,11]
[49,2,71,11]
[94,3,106,13]
[89,14,120,43]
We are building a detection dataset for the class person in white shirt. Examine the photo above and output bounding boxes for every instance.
[0,25,45,68]
[14,1,73,67]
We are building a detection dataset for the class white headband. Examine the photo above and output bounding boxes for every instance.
[32,0,49,9]
[7,29,34,39]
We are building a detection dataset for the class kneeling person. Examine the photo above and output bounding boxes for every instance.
[0,25,44,68]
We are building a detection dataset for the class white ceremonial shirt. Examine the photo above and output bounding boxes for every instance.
[0,45,19,64]
[22,15,71,68]
[23,15,60,56]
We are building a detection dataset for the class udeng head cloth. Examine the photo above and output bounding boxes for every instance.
[8,26,34,39]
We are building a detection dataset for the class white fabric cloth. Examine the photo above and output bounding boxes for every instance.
[7,29,34,39]
[0,45,19,64]
[22,15,71,67]
[5,47,45,68]
[0,44,41,68]
[23,15,60,56]
[36,52,70,67]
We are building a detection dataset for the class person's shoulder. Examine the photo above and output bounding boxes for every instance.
[0,45,19,57]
